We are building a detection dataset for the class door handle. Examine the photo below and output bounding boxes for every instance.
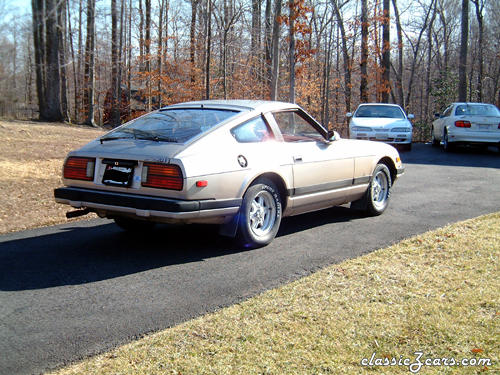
[293,156,303,162]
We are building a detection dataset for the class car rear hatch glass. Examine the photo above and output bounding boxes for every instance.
[100,108,240,144]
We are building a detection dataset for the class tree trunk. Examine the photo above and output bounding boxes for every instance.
[270,0,282,100]
[472,0,484,102]
[139,0,144,71]
[264,0,272,92]
[458,0,468,102]
[205,0,212,99]
[44,0,63,121]
[31,0,46,119]
[145,0,151,111]
[381,0,390,103]
[360,0,368,103]
[190,0,199,85]
[67,0,79,122]
[84,0,96,126]
[157,0,165,106]
[391,0,403,107]
[110,0,120,125]
[288,0,295,103]
[424,4,436,126]
[332,0,351,112]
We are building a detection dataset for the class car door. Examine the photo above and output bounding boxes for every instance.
[434,105,453,140]
[268,110,356,213]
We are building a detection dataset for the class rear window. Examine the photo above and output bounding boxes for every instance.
[354,105,405,119]
[455,104,500,117]
[106,109,239,143]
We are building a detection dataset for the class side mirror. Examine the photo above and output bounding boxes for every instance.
[434,113,441,119]
[346,112,353,118]
[328,130,340,142]
[408,114,414,120]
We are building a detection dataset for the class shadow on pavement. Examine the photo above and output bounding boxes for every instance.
[0,206,360,291]
[400,143,499,169]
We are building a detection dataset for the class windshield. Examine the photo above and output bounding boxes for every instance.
[455,104,500,117]
[354,105,405,119]
[102,108,239,143]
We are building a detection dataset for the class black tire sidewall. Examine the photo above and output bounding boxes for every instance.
[238,179,282,247]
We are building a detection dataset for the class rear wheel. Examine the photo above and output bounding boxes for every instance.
[237,178,282,248]
[442,130,455,152]
[351,163,392,216]
[114,217,156,232]
[431,128,439,147]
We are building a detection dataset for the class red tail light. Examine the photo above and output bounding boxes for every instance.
[63,157,95,181]
[141,163,183,190]
[455,120,471,128]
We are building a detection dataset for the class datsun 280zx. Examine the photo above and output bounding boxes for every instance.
[54,100,404,247]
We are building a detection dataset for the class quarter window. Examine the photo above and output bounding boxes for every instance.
[442,107,453,117]
[231,117,272,143]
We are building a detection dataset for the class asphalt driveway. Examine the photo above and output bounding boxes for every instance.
[0,144,499,375]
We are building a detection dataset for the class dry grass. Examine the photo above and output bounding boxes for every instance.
[49,213,499,375]
[0,120,105,234]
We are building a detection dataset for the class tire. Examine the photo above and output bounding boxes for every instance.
[114,217,156,232]
[431,128,439,147]
[351,163,392,216]
[237,178,282,248]
[442,130,455,152]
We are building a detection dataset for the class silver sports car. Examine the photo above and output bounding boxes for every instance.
[54,100,404,247]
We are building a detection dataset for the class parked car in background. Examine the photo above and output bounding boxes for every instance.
[431,102,500,152]
[347,103,414,151]
[55,100,404,248]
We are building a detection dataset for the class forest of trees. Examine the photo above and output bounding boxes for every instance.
[0,0,499,139]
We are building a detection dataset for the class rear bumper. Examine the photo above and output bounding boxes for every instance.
[447,130,500,144]
[54,187,241,221]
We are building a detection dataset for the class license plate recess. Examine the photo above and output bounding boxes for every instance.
[102,159,137,187]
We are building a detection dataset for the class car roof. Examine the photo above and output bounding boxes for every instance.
[356,103,402,108]
[451,102,496,106]
[164,100,300,113]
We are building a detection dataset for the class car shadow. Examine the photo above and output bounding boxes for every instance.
[401,143,499,169]
[0,206,361,292]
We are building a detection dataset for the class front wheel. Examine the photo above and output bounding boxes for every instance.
[351,163,392,216]
[237,178,282,248]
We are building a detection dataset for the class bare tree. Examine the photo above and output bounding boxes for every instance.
[471,0,484,101]
[332,0,351,112]
[270,0,282,100]
[289,0,295,103]
[360,0,368,103]
[458,0,468,101]
[83,0,96,126]
[381,0,390,103]
[110,0,120,125]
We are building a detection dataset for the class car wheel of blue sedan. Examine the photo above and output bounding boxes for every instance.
[237,178,282,248]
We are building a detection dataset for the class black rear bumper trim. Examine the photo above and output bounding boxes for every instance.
[54,187,241,213]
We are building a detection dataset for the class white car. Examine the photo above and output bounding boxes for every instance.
[431,102,500,152]
[347,103,414,151]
